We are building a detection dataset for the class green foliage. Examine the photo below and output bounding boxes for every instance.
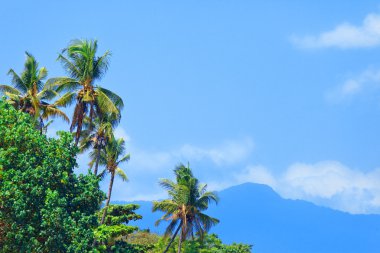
[101,204,142,226]
[0,99,105,252]
[94,224,137,246]
[105,240,154,253]
[126,230,161,248]
[0,52,69,127]
[154,233,252,253]
[49,39,124,145]
[94,204,142,251]
[153,163,219,252]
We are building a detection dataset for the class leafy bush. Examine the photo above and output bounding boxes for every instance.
[154,233,252,253]
[0,99,105,252]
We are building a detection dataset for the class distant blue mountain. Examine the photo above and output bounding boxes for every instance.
[113,182,380,253]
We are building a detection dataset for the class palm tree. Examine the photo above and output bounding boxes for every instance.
[153,164,219,253]
[0,52,69,131]
[96,136,130,225]
[80,113,117,176]
[48,39,123,145]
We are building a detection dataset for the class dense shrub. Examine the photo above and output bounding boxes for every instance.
[0,99,105,252]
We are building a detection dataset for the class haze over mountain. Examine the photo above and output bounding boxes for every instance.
[117,182,380,253]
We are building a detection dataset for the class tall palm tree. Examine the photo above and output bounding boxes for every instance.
[153,164,219,253]
[48,39,123,145]
[0,52,69,132]
[80,113,117,176]
[96,136,130,225]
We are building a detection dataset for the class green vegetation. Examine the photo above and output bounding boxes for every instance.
[49,39,123,145]
[94,204,142,251]
[0,40,252,252]
[0,99,104,252]
[96,137,130,225]
[154,233,252,253]
[0,52,68,132]
[153,164,220,253]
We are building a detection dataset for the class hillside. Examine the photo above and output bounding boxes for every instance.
[117,183,380,253]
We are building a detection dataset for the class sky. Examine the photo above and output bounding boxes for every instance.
[2,0,380,214]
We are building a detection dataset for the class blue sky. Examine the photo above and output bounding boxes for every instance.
[2,1,380,214]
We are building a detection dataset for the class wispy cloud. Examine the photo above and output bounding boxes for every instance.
[177,138,254,166]
[114,127,131,142]
[291,13,380,49]
[127,137,254,173]
[326,68,380,102]
[101,128,254,201]
[230,161,380,214]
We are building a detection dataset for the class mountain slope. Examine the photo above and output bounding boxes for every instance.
[115,183,380,253]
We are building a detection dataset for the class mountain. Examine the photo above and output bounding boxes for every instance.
[114,183,380,253]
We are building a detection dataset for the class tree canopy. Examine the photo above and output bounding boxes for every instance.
[0,99,104,252]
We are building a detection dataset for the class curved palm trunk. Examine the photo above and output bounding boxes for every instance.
[100,170,115,225]
[73,102,85,146]
[74,118,83,146]
[163,221,182,253]
[93,145,101,176]
[177,231,183,253]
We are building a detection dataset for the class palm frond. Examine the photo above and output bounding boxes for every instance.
[38,88,59,101]
[117,153,130,164]
[163,219,180,238]
[152,200,178,213]
[57,54,81,79]
[54,91,77,107]
[159,179,177,192]
[95,87,123,117]
[196,212,219,232]
[93,51,111,79]
[115,167,128,182]
[196,191,219,210]
[41,105,70,123]
[0,85,20,95]
[96,86,124,110]
[38,66,48,81]
[45,77,80,93]
[98,168,108,180]
[7,69,27,93]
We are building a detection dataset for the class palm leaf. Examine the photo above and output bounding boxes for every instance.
[7,69,27,93]
[45,77,81,93]
[115,167,128,182]
[57,54,81,79]
[54,91,77,107]
[117,153,130,164]
[93,51,111,79]
[38,66,48,81]
[96,86,124,110]
[0,85,20,95]
[41,105,70,123]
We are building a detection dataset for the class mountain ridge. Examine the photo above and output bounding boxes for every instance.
[113,182,380,253]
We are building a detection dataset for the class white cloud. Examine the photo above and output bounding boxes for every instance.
[235,165,277,187]
[114,127,131,142]
[291,13,380,49]
[103,129,254,201]
[326,68,380,101]
[176,138,254,166]
[232,161,380,214]
[127,137,254,173]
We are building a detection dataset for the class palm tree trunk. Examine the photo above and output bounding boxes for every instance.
[74,102,85,146]
[177,231,183,253]
[100,170,115,225]
[75,119,82,146]
[94,145,101,176]
[163,221,182,253]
